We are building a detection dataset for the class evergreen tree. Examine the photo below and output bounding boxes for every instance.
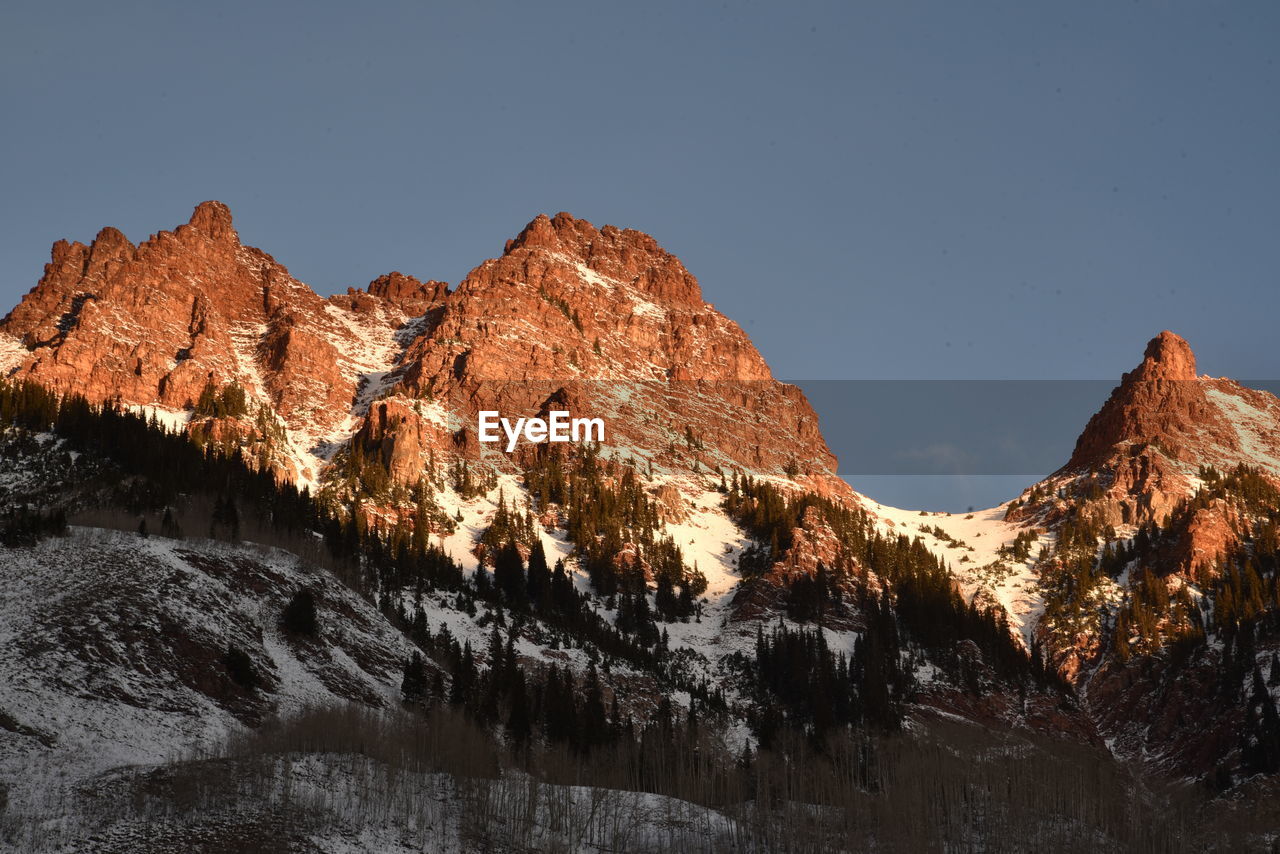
[526,539,551,607]
[1243,664,1280,775]
[401,652,428,706]
[506,668,533,748]
[551,559,576,617]
[161,507,182,539]
[281,589,319,636]
[223,645,259,689]
[451,641,476,708]
[493,541,527,606]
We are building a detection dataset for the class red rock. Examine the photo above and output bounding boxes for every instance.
[1,203,850,508]
[355,398,453,485]
[365,272,448,316]
[386,211,844,489]
[0,202,452,486]
[1012,330,1280,528]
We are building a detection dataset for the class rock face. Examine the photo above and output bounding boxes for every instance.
[393,210,841,491]
[1068,331,1202,472]
[1011,330,1280,528]
[0,202,431,483]
[0,203,847,498]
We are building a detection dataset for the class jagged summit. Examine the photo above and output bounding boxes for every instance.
[362,271,449,316]
[0,201,843,493]
[1011,328,1280,530]
[1065,330,1209,475]
[87,225,135,260]
[506,211,666,259]
[1127,329,1198,384]
[496,211,703,307]
[183,199,238,242]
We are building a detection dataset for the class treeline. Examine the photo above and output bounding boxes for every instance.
[0,505,68,546]
[0,379,319,538]
[398,612,729,768]
[1102,465,1280,657]
[1033,463,1280,782]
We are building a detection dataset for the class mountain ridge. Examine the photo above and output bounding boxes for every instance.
[6,205,1280,848]
[0,201,846,499]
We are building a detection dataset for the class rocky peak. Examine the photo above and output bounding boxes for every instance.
[179,200,239,245]
[498,211,702,307]
[365,272,448,315]
[386,209,837,487]
[1012,331,1280,780]
[504,211,614,256]
[1,201,848,498]
[1064,331,1209,476]
[1013,330,1280,532]
[88,226,136,264]
[1127,330,1198,384]
[0,202,366,482]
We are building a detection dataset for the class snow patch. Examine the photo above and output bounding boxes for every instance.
[1205,386,1280,476]
[868,498,1046,645]
[0,332,29,374]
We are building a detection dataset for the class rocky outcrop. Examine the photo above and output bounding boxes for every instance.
[1011,331,1280,528]
[390,210,841,489]
[1168,499,1240,582]
[354,398,453,486]
[730,505,865,625]
[2,202,846,501]
[0,203,442,483]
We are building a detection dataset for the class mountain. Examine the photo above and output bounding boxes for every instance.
[0,202,841,496]
[0,202,875,667]
[971,331,1280,784]
[2,207,1277,850]
[1015,330,1280,532]
[0,202,1038,695]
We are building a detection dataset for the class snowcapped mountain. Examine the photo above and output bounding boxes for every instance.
[0,201,888,691]
[3,207,1280,850]
[0,202,843,498]
[915,331,1280,784]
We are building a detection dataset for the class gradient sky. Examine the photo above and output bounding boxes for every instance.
[3,2,1278,509]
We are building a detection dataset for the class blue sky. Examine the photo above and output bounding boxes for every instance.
[3,1,1277,508]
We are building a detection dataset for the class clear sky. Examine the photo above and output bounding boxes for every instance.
[3,1,1277,509]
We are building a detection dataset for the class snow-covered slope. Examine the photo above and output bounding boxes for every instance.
[869,499,1049,645]
[0,528,417,827]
